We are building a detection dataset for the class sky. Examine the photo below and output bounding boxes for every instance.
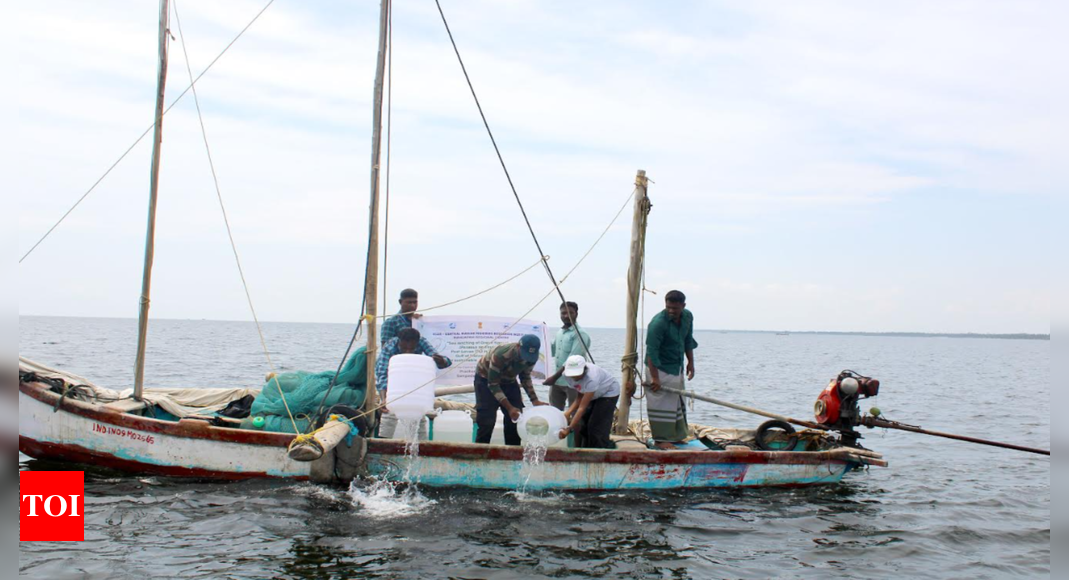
[13,0,1059,335]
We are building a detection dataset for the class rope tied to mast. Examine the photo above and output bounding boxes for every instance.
[172,0,301,435]
[432,0,593,365]
[302,180,645,439]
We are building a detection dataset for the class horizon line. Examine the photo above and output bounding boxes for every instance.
[17,314,1049,339]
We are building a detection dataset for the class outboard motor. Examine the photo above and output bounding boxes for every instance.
[814,370,880,447]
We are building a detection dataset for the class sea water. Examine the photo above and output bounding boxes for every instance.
[18,317,1050,579]
[348,417,435,518]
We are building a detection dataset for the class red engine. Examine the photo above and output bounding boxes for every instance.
[814,370,880,429]
[814,380,842,425]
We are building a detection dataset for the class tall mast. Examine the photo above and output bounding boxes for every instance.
[363,0,390,414]
[133,0,171,401]
[615,170,651,434]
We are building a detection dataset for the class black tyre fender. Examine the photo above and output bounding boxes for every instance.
[755,420,800,451]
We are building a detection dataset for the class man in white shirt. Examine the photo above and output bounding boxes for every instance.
[544,355,620,448]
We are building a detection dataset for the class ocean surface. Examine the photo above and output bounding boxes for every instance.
[18,316,1050,579]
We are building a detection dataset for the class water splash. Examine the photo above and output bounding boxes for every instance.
[519,438,550,493]
[506,489,568,504]
[345,416,433,517]
[397,417,423,482]
[347,478,436,518]
[288,483,347,504]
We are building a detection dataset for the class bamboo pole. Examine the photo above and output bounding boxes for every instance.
[362,0,390,419]
[663,384,1049,457]
[615,170,650,434]
[133,0,171,402]
[863,417,1050,456]
[433,385,475,396]
[659,385,829,431]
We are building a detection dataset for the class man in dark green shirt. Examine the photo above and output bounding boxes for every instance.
[643,290,698,448]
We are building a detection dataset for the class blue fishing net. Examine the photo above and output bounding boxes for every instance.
[240,347,368,434]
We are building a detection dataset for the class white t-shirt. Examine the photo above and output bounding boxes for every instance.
[565,364,621,400]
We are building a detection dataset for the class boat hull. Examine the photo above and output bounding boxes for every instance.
[20,380,862,489]
[19,382,312,480]
[364,440,855,491]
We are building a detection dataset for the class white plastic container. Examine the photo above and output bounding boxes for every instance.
[385,354,437,421]
[490,413,505,445]
[517,406,568,447]
[431,410,474,443]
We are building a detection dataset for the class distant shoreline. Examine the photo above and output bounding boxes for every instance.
[18,314,1049,341]
[701,329,1050,341]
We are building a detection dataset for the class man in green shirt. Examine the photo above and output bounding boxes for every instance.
[644,290,698,449]
[548,301,592,411]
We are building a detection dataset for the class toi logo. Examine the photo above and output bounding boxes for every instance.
[19,471,85,541]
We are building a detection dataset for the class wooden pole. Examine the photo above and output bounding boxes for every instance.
[615,170,650,434]
[659,385,829,431]
[863,417,1050,456]
[662,385,1049,457]
[133,0,171,402]
[433,385,475,397]
[362,0,390,417]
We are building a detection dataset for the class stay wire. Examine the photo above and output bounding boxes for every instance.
[171,0,299,435]
[432,0,593,364]
[19,0,279,265]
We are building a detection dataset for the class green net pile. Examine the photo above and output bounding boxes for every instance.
[240,347,368,434]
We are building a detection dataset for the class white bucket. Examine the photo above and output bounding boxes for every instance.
[385,354,436,421]
[431,410,473,443]
[517,406,568,446]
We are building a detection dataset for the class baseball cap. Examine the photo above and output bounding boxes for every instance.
[563,355,587,377]
[518,334,540,363]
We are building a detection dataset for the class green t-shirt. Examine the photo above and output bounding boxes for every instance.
[645,309,698,375]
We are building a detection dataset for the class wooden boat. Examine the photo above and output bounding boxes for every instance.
[19,358,881,488]
[18,0,887,489]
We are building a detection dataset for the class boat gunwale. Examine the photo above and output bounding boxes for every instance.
[20,378,296,447]
[21,378,862,468]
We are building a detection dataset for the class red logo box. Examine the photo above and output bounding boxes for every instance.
[19,471,85,542]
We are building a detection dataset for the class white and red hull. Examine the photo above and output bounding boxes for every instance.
[20,378,880,489]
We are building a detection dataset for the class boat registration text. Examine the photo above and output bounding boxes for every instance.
[92,423,156,445]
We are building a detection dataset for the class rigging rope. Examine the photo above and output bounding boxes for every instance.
[306,181,642,436]
[432,0,593,365]
[305,278,562,435]
[19,0,279,265]
[172,0,299,435]
[370,255,547,320]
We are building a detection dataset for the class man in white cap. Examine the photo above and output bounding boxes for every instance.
[543,355,620,449]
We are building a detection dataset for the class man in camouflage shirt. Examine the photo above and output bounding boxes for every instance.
[474,334,549,445]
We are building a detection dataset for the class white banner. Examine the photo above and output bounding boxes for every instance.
[413,315,552,387]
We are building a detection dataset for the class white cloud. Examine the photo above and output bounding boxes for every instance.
[15,0,1056,334]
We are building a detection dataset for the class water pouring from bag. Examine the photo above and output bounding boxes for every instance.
[517,406,567,446]
[526,416,550,438]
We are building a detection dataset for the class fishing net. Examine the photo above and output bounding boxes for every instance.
[241,347,368,434]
